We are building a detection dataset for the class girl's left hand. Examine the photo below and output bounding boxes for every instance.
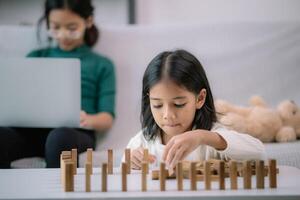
[80,110,91,128]
[162,130,203,171]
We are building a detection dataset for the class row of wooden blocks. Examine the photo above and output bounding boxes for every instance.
[60,148,138,191]
[60,149,277,192]
[153,159,277,191]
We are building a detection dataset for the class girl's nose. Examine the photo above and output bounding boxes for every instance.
[163,106,175,120]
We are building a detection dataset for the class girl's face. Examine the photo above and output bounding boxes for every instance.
[149,78,206,140]
[48,9,92,51]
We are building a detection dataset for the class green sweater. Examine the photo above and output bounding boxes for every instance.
[27,45,116,117]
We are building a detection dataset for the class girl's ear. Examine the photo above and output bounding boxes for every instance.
[86,16,94,28]
[196,89,206,109]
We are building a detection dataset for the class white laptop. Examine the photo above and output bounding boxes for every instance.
[0,58,81,128]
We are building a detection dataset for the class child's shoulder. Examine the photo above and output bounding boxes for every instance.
[26,48,52,57]
[90,51,114,69]
[127,130,158,149]
[128,130,147,145]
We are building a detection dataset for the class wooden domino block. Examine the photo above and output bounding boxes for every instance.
[141,162,147,192]
[60,151,71,168]
[125,149,131,174]
[87,148,93,163]
[204,161,211,190]
[160,162,166,191]
[60,154,72,185]
[256,160,265,189]
[122,162,127,191]
[176,162,183,191]
[71,149,77,175]
[85,162,92,192]
[143,149,149,174]
[229,160,238,190]
[190,162,197,191]
[102,163,107,192]
[243,161,252,189]
[218,161,225,190]
[87,148,93,174]
[269,159,277,188]
[60,155,65,185]
[64,161,74,192]
[107,149,113,174]
[61,151,72,157]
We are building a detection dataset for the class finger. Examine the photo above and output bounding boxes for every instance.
[137,147,144,154]
[131,154,142,168]
[80,121,87,127]
[131,161,140,170]
[169,146,185,170]
[165,142,181,167]
[162,138,175,161]
[134,149,144,161]
[149,154,156,163]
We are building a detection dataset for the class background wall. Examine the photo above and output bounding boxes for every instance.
[136,0,300,24]
[1,0,300,26]
[0,0,129,26]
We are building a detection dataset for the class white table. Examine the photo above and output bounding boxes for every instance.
[0,166,300,200]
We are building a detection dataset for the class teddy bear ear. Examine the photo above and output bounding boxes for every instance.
[277,100,296,119]
[249,95,267,107]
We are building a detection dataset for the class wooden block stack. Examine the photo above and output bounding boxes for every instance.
[60,149,77,192]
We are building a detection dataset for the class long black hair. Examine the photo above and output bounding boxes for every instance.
[37,0,99,47]
[141,50,217,141]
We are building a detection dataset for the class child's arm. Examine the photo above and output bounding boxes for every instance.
[163,128,266,170]
[80,110,113,131]
[162,130,224,169]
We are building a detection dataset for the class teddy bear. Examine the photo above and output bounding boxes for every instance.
[215,96,300,143]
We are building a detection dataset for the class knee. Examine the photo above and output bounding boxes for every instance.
[45,128,76,152]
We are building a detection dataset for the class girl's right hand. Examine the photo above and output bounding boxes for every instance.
[131,147,156,170]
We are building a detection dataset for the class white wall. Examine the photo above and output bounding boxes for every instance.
[0,0,128,26]
[136,0,300,25]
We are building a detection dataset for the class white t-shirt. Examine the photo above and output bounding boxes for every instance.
[124,123,266,168]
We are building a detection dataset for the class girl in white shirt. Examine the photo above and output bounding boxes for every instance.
[126,50,266,170]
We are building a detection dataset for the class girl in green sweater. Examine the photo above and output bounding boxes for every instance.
[0,0,116,168]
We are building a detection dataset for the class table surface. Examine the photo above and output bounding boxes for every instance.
[0,166,300,200]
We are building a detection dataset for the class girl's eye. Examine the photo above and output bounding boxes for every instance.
[68,27,77,32]
[175,103,186,108]
[153,105,162,109]
[67,25,78,31]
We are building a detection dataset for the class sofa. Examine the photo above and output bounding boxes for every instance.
[0,22,300,168]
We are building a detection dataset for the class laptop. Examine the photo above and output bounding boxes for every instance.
[0,58,81,128]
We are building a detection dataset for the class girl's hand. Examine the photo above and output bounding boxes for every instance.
[162,130,203,171]
[131,147,156,170]
[80,110,91,128]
